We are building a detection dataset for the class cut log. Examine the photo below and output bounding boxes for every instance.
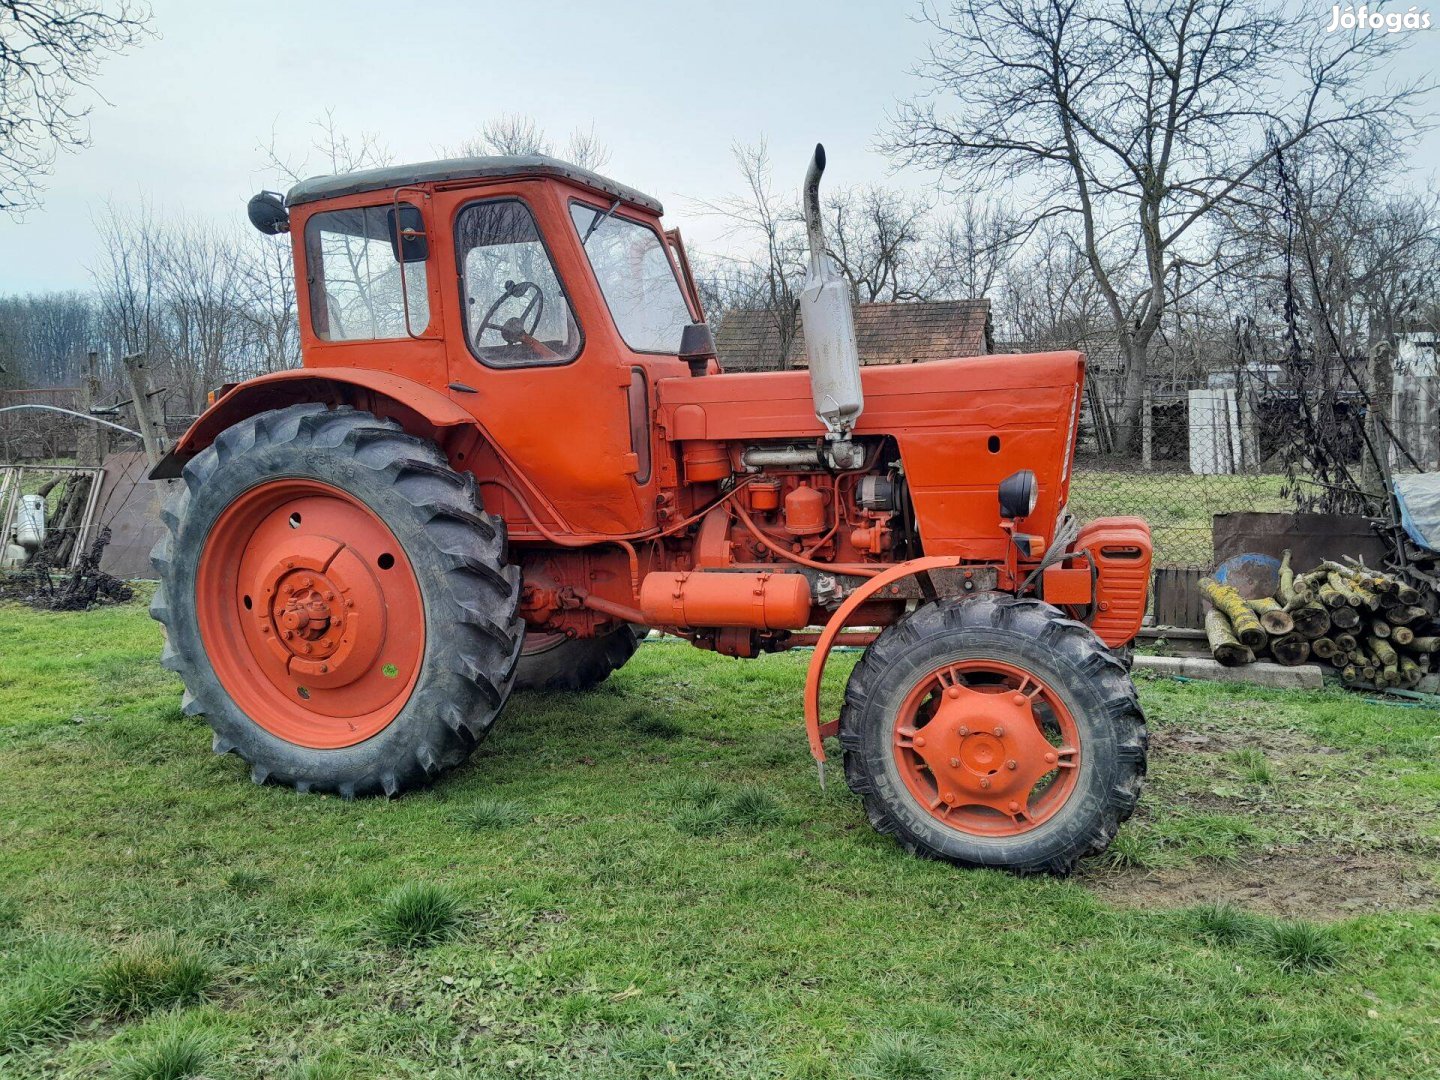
[1327,572,1366,608]
[1334,631,1358,653]
[1246,597,1295,637]
[1315,574,1348,609]
[1391,625,1415,646]
[1198,579,1267,649]
[1269,633,1311,667]
[1383,604,1428,626]
[1311,637,1339,660]
[1288,603,1331,639]
[1371,619,1391,640]
[1395,582,1422,606]
[1278,549,1298,606]
[1204,609,1255,667]
[1368,636,1399,668]
[1330,606,1361,631]
[1408,636,1440,653]
[1339,662,1360,684]
[1321,560,1395,597]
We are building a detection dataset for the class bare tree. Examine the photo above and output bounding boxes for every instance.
[260,109,392,186]
[696,140,808,367]
[826,185,937,303]
[0,0,151,216]
[889,0,1433,461]
[448,113,612,170]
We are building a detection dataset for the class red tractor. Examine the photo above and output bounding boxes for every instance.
[150,147,1150,873]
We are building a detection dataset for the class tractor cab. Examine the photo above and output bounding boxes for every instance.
[244,156,712,535]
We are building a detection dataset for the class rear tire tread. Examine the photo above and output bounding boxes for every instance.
[151,404,522,798]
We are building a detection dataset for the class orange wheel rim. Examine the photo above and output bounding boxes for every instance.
[195,479,424,749]
[892,659,1080,836]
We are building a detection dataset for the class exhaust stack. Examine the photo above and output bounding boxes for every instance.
[799,144,864,467]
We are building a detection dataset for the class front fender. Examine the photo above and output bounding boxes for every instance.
[150,368,481,479]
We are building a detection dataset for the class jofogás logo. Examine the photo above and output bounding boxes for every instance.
[1326,5,1433,30]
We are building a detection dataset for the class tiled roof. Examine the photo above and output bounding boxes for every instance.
[715,299,993,372]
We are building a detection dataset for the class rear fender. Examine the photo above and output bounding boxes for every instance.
[150,368,484,479]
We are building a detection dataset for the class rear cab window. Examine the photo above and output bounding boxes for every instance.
[304,204,429,340]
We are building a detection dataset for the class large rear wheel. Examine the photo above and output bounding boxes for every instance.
[513,625,646,692]
[839,594,1146,874]
[151,404,523,797]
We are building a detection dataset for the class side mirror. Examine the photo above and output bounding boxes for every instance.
[247,191,289,235]
[387,204,429,263]
[999,469,1037,520]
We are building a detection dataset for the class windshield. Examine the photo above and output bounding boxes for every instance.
[570,203,692,353]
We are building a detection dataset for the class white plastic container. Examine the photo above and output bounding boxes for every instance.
[16,493,46,551]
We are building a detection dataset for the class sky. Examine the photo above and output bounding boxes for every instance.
[1,0,1437,294]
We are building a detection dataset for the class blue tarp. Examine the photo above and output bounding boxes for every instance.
[1393,474,1440,552]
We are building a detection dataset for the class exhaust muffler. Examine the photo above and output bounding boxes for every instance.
[799,144,864,468]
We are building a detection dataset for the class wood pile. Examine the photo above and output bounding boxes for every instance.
[1200,551,1435,687]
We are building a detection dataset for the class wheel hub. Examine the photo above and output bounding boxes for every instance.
[196,479,425,749]
[894,662,1079,833]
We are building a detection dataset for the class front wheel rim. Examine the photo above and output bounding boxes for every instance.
[892,658,1081,836]
[195,479,425,749]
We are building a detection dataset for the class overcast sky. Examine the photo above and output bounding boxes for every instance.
[1,0,1437,294]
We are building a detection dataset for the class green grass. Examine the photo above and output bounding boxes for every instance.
[1,595,1439,1077]
[373,883,464,949]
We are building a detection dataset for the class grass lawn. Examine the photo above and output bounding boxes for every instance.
[2,594,1439,1079]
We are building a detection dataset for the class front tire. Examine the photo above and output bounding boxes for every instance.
[151,404,523,797]
[839,594,1146,874]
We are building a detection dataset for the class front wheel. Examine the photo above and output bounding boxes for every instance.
[839,594,1146,874]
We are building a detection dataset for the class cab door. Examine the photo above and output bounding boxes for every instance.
[439,183,649,536]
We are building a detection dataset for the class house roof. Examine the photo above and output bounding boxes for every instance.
[997,338,1125,372]
[285,155,663,214]
[716,299,993,372]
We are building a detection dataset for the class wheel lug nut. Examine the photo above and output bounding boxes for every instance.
[943,790,956,803]
[957,726,969,737]
[283,630,293,640]
[1044,752,1057,764]
[320,664,329,673]
[1012,692,1027,706]
[949,757,960,768]
[993,726,1005,737]
[325,592,335,601]
[1008,801,1020,812]
[945,686,960,699]
[979,778,991,789]
[286,560,295,569]
[302,644,312,654]
[915,736,926,747]
[1006,759,1018,770]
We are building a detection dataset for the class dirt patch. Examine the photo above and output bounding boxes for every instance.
[1149,723,1339,757]
[1084,850,1440,919]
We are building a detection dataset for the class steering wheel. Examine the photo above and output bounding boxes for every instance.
[476,280,544,348]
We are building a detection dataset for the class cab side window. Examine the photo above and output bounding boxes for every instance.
[305,204,429,341]
[457,200,580,367]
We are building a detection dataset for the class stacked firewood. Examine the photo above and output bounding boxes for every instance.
[1200,551,1435,687]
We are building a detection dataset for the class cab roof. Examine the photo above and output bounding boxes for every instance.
[284,154,664,215]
